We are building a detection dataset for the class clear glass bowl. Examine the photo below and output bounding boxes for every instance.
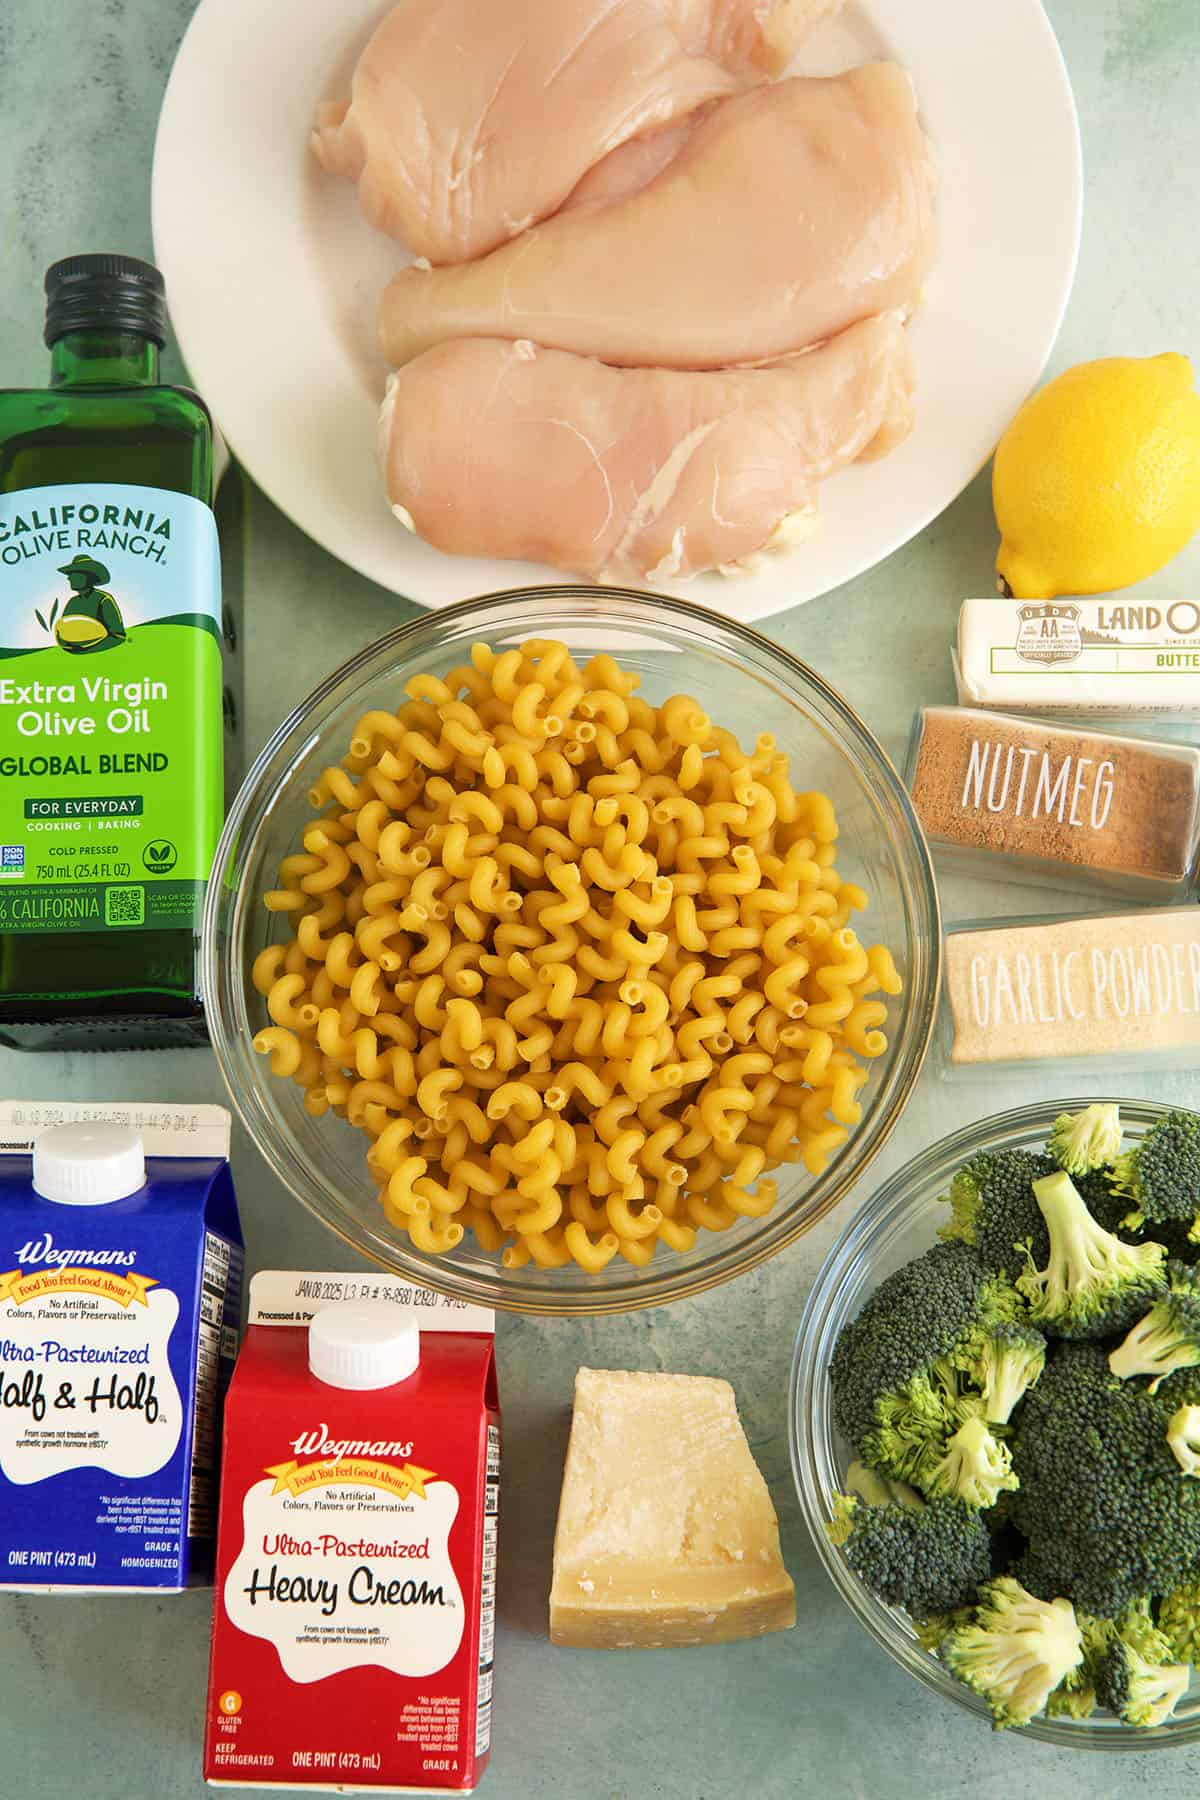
[790,1095,1200,1749]
[204,586,940,1315]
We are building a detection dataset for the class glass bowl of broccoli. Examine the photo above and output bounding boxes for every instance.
[791,1097,1200,1747]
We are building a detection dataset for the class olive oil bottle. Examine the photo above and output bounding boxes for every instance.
[0,254,231,1049]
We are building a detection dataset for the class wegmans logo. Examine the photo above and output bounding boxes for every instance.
[16,1231,136,1268]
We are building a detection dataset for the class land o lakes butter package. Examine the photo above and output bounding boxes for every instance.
[205,1271,499,1794]
[955,596,1200,717]
[0,1101,242,1590]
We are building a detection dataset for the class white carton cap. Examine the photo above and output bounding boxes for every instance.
[32,1122,147,1207]
[309,1300,420,1390]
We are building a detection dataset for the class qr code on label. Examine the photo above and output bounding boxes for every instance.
[105,885,145,927]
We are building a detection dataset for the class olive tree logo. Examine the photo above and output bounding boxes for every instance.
[35,555,128,655]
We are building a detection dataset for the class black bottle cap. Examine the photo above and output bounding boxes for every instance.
[44,253,168,348]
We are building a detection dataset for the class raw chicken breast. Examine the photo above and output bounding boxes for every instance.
[314,0,849,263]
[379,67,936,370]
[312,0,740,264]
[380,314,915,581]
[563,116,699,213]
[668,0,845,74]
[564,0,851,216]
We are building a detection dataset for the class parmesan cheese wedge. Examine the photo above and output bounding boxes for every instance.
[549,1367,796,1649]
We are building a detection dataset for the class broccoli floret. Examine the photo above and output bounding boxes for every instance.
[940,1577,1084,1729]
[1102,1649,1189,1728]
[826,1492,992,1616]
[1047,1662,1098,1721]
[956,1321,1046,1424]
[913,1607,975,1655]
[1158,1583,1200,1665]
[1012,1342,1200,1617]
[1109,1261,1200,1391]
[1049,1102,1123,1177]
[1016,1170,1166,1338]
[1147,1361,1200,1413]
[938,1148,1056,1278]
[830,1242,1025,1491]
[845,1459,925,1511]
[861,1361,969,1490]
[1076,1167,1200,1261]
[1091,1602,1191,1728]
[925,1414,1018,1509]
[1167,1404,1200,1476]
[1050,1611,1120,1722]
[1109,1110,1200,1241]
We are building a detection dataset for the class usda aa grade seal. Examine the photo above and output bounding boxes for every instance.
[1015,602,1083,665]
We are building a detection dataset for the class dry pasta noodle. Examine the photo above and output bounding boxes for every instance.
[253,639,904,1269]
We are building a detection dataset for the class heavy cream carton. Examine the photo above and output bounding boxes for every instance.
[0,1101,242,1591]
[205,1271,499,1793]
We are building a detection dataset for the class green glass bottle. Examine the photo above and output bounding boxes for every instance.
[0,254,230,1050]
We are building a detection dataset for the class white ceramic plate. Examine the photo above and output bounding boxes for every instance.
[153,0,1082,622]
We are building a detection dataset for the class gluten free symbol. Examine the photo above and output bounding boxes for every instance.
[143,839,178,874]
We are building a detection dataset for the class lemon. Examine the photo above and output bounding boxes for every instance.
[993,352,1200,600]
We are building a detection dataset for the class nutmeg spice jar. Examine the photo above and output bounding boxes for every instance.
[907,706,1200,899]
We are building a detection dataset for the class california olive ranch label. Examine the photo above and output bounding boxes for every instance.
[0,483,222,935]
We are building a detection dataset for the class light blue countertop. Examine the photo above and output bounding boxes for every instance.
[2,1,1199,1795]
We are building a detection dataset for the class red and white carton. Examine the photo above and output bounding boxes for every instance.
[204,1271,499,1793]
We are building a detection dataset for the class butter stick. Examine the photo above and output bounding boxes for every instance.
[955,597,1200,717]
[945,908,1200,1065]
[550,1368,795,1649]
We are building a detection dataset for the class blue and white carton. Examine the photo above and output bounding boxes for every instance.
[0,1101,243,1591]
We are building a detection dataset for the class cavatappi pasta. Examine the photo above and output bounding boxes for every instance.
[252,640,902,1270]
